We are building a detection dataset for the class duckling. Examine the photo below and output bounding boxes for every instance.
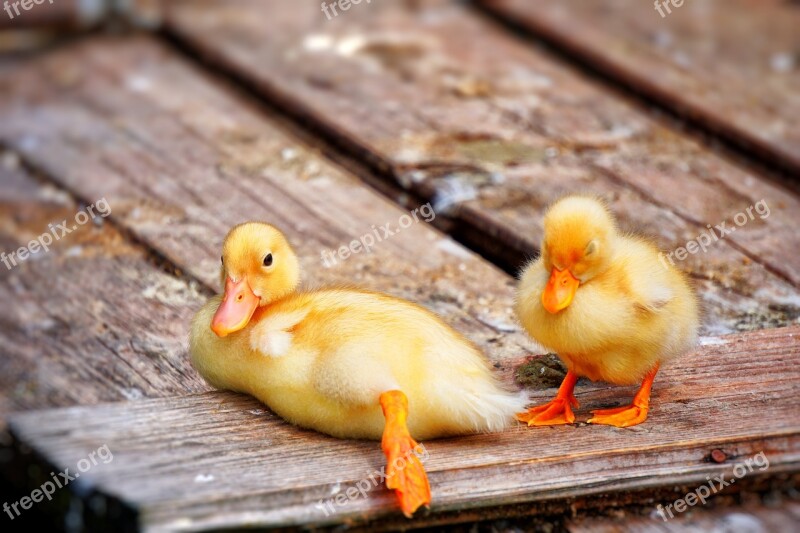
[515,196,699,428]
[190,222,527,516]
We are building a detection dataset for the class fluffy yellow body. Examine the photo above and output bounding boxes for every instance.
[517,236,699,385]
[514,196,700,427]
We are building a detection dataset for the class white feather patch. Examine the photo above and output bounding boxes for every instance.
[635,281,674,312]
[249,309,309,357]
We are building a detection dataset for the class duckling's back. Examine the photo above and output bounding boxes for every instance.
[611,236,700,361]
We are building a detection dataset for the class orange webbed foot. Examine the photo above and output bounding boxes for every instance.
[517,369,580,427]
[588,364,659,428]
[516,394,579,426]
[380,390,431,518]
[383,432,430,517]
[587,404,648,427]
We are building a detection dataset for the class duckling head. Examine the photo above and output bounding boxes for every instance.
[211,222,300,337]
[539,196,616,314]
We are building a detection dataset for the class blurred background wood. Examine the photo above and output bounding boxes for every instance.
[0,0,161,30]
[480,0,800,175]
[0,0,104,30]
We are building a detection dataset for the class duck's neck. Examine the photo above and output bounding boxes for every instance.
[252,289,299,318]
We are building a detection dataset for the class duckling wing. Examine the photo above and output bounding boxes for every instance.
[249,308,309,357]
[617,238,677,314]
[632,279,674,313]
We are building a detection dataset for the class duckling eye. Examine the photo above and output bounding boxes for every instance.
[220,255,224,265]
[585,240,598,256]
[263,253,273,267]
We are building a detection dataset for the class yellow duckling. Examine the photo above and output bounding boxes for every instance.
[190,222,526,516]
[515,196,699,428]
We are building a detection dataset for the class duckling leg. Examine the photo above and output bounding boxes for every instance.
[516,370,580,426]
[379,390,431,518]
[588,364,659,428]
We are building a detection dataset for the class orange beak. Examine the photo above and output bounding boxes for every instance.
[211,277,260,337]
[542,267,580,314]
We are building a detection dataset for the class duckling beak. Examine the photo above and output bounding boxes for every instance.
[542,267,580,314]
[211,277,260,337]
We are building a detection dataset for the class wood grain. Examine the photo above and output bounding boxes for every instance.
[567,500,800,533]
[0,0,101,30]
[8,326,800,530]
[160,0,800,334]
[0,158,209,424]
[0,30,539,460]
[481,0,800,175]
[0,35,536,370]
[0,15,797,532]
[0,34,537,529]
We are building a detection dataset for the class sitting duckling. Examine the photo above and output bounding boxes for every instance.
[190,222,526,516]
[515,196,699,428]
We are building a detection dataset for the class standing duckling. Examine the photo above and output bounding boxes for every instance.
[190,222,527,516]
[515,196,699,428]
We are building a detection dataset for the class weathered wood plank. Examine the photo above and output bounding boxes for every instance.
[8,326,800,530]
[161,0,800,334]
[567,500,800,533]
[1,31,798,531]
[0,0,100,30]
[0,35,535,369]
[0,34,553,525]
[480,0,800,175]
[0,156,209,423]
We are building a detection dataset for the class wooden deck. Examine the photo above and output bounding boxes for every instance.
[480,0,800,175]
[0,1,798,531]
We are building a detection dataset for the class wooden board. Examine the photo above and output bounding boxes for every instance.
[0,157,209,423]
[0,0,100,30]
[8,325,800,530]
[161,0,800,334]
[0,34,545,530]
[0,34,537,370]
[480,0,800,175]
[567,500,800,533]
[0,13,798,533]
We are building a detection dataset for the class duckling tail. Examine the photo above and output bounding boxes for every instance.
[463,384,530,433]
